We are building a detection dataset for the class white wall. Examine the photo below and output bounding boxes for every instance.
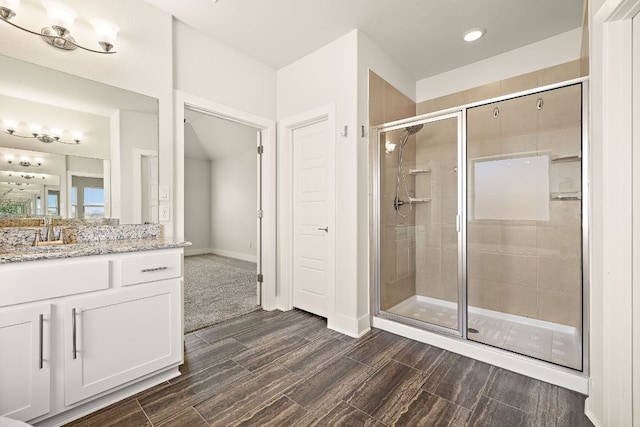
[210,151,257,262]
[184,158,211,253]
[277,30,363,335]
[173,20,277,120]
[416,28,583,102]
[0,0,175,235]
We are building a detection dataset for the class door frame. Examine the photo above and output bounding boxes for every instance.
[132,149,158,224]
[278,104,336,318]
[588,0,640,424]
[174,90,277,310]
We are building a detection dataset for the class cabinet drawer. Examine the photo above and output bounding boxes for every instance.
[0,259,110,307]
[119,250,181,286]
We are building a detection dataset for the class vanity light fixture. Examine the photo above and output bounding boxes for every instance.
[463,28,486,42]
[5,155,43,167]
[0,0,120,54]
[8,172,45,180]
[3,120,83,145]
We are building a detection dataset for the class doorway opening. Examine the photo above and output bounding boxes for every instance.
[182,106,263,333]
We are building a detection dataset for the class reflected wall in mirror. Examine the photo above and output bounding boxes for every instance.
[0,55,159,224]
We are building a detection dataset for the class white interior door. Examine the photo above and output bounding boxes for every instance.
[142,155,159,223]
[293,119,331,317]
[633,10,640,424]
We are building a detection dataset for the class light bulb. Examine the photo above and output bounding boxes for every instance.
[3,119,18,132]
[90,18,119,46]
[51,128,63,137]
[35,157,43,165]
[71,131,83,142]
[42,0,77,30]
[0,0,20,13]
[463,28,486,42]
[29,123,41,134]
[5,154,14,162]
[385,141,396,154]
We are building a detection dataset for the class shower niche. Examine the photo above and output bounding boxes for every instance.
[373,81,586,372]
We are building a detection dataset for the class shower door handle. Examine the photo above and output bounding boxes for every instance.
[317,227,328,232]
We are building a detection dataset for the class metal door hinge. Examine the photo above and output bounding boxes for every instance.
[257,146,264,155]
[257,273,264,283]
[257,209,263,219]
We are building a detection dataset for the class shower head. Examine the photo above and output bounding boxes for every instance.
[399,124,424,148]
[406,124,424,135]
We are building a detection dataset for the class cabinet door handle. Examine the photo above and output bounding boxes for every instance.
[39,314,44,369]
[317,227,328,232]
[72,308,77,360]
[141,266,168,273]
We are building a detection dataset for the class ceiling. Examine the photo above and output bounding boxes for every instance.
[144,0,584,80]
[184,109,257,161]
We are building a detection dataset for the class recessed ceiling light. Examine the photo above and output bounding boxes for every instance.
[463,28,486,42]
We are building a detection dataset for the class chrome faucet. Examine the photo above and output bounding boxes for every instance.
[43,216,55,241]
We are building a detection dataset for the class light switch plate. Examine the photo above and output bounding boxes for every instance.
[159,185,170,202]
[159,205,170,222]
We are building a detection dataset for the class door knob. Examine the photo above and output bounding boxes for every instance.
[317,227,328,232]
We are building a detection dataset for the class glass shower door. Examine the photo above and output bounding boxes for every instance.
[377,112,463,333]
[466,84,583,370]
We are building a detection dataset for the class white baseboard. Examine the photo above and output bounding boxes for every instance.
[184,247,257,263]
[184,247,213,256]
[328,312,371,338]
[210,248,257,263]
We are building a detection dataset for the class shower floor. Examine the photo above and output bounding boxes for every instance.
[388,295,582,370]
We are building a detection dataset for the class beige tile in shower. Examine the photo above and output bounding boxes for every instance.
[537,222,581,260]
[467,251,501,282]
[467,103,500,142]
[500,71,538,96]
[537,289,581,328]
[441,224,458,250]
[416,98,441,115]
[501,224,537,255]
[500,94,538,137]
[440,194,458,224]
[537,60,581,87]
[467,222,502,247]
[501,284,538,319]
[438,91,468,110]
[537,126,582,158]
[416,270,441,297]
[500,254,537,288]
[441,248,458,281]
[468,279,502,312]
[369,71,385,126]
[537,256,582,293]
[466,81,501,104]
[500,133,538,156]
[537,84,582,131]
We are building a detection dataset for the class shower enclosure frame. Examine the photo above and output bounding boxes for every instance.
[371,77,590,391]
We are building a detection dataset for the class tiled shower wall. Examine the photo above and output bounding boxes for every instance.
[371,60,586,325]
[369,71,416,310]
[414,118,459,304]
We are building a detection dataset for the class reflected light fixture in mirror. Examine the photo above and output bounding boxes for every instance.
[5,154,42,167]
[0,0,120,54]
[4,119,82,145]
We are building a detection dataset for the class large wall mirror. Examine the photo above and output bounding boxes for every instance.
[0,55,159,224]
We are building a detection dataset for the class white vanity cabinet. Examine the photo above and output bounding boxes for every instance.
[0,247,184,426]
[64,279,181,405]
[0,303,51,421]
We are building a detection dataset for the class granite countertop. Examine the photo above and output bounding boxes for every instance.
[0,237,191,264]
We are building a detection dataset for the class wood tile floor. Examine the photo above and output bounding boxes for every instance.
[65,309,594,427]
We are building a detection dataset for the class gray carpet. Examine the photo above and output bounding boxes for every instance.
[184,254,259,333]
